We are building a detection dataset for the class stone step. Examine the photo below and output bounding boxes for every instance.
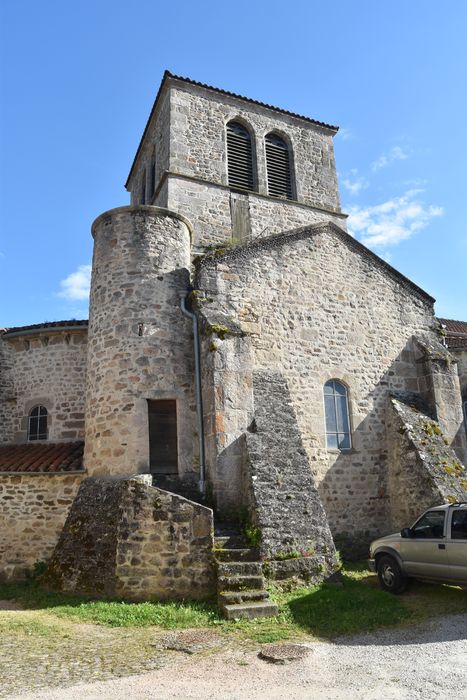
[218,589,270,605]
[218,574,264,591]
[214,547,258,562]
[214,535,249,549]
[217,561,263,577]
[221,601,279,620]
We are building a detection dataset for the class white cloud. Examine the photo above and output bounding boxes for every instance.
[337,127,354,141]
[342,169,368,195]
[347,190,443,248]
[371,146,409,172]
[58,264,91,301]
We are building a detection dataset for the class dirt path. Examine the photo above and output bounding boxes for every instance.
[4,613,467,700]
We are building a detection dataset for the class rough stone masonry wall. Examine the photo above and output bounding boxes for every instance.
[42,476,215,601]
[415,338,467,463]
[0,332,17,443]
[453,348,467,395]
[0,472,84,581]
[166,176,347,249]
[196,223,437,554]
[127,79,347,249]
[0,330,87,444]
[168,82,340,210]
[129,86,171,207]
[167,81,347,248]
[85,206,197,477]
[387,395,467,531]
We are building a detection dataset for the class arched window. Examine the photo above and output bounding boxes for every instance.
[28,405,48,441]
[226,121,254,191]
[265,133,293,199]
[323,380,351,450]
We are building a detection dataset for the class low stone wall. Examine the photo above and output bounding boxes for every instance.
[42,475,216,601]
[0,472,85,582]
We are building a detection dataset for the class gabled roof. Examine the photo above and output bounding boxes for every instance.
[0,441,85,473]
[196,221,435,305]
[125,70,339,188]
[438,317,467,349]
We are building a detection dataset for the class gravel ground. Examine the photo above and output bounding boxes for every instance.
[7,613,467,700]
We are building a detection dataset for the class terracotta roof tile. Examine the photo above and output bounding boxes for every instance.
[0,442,85,473]
[437,317,467,350]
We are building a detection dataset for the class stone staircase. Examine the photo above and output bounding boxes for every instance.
[150,479,278,620]
[214,526,278,620]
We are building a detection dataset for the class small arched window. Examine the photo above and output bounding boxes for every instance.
[226,121,254,191]
[265,133,293,199]
[323,380,351,450]
[28,405,48,441]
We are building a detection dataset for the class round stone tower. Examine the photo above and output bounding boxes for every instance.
[84,206,196,478]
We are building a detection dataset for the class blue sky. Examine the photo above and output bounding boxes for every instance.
[1,0,466,327]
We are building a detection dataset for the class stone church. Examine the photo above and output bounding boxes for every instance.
[1,72,467,615]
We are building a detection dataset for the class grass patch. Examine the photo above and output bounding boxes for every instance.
[0,617,62,638]
[0,581,219,629]
[285,577,410,636]
[2,564,467,641]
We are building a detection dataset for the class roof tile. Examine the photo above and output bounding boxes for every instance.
[0,442,85,473]
[438,317,467,350]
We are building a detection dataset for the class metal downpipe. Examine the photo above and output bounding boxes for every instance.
[179,291,206,495]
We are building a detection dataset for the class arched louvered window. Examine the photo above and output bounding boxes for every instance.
[226,121,254,191]
[265,133,293,199]
[323,380,351,450]
[28,405,48,441]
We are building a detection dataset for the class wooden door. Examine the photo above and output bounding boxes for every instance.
[148,399,178,474]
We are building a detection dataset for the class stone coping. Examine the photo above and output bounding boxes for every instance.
[196,220,435,305]
[1,320,88,338]
[91,205,193,238]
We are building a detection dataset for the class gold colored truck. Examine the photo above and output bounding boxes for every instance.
[368,503,467,592]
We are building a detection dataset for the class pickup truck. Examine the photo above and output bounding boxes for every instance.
[368,502,467,592]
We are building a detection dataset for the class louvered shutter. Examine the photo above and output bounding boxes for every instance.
[226,121,254,190]
[265,134,293,199]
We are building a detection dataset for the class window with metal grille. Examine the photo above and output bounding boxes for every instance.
[265,133,293,199]
[28,405,48,441]
[323,380,351,450]
[226,121,254,191]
